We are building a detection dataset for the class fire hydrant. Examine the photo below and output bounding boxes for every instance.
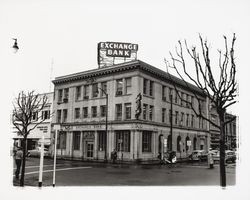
[208,153,214,169]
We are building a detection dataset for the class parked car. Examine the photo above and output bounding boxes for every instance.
[188,150,207,161]
[27,147,50,157]
[211,150,236,163]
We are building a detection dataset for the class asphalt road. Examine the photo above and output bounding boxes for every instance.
[13,157,236,187]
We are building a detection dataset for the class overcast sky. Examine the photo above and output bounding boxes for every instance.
[1,0,250,196]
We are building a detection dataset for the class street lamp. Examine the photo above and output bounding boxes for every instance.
[12,38,19,53]
[97,87,108,162]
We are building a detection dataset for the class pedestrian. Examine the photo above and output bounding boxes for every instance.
[111,149,117,164]
[208,152,214,169]
[15,147,23,179]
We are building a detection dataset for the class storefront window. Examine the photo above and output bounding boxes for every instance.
[73,132,80,150]
[115,131,130,152]
[98,131,106,151]
[142,131,152,152]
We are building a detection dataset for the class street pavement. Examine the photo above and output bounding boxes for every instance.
[13,157,236,187]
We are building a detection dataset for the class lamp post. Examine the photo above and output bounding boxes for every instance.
[97,87,108,162]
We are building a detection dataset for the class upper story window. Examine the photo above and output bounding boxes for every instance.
[62,109,67,123]
[83,107,88,118]
[42,110,50,120]
[56,110,61,123]
[76,86,82,101]
[74,108,80,119]
[191,96,194,107]
[175,90,178,104]
[58,89,63,102]
[162,108,166,123]
[92,83,98,98]
[186,94,189,108]
[149,81,154,96]
[100,105,106,117]
[180,112,184,126]
[175,111,179,125]
[116,104,122,120]
[32,112,38,121]
[149,105,154,121]
[169,88,173,101]
[63,88,69,102]
[101,82,107,97]
[116,79,123,96]
[186,114,189,127]
[180,92,184,106]
[125,78,132,94]
[162,86,167,101]
[91,106,97,118]
[191,114,194,128]
[83,85,89,99]
[143,104,148,120]
[143,78,148,95]
[125,103,131,120]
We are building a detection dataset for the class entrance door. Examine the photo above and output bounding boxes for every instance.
[86,142,94,158]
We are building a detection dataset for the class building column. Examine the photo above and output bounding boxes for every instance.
[94,130,98,160]
[67,131,73,158]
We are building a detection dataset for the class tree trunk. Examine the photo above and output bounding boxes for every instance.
[219,111,226,187]
[20,137,27,187]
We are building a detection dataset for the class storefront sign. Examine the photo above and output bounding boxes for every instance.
[83,132,95,139]
[73,124,103,130]
[37,125,48,133]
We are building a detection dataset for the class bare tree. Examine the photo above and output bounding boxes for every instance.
[165,34,237,187]
[12,91,49,186]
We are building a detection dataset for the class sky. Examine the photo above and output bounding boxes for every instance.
[1,0,250,198]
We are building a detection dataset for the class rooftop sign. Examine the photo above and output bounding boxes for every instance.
[97,42,138,68]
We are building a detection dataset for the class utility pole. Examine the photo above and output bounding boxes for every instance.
[170,94,173,151]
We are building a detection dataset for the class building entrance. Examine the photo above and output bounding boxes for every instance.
[86,141,94,158]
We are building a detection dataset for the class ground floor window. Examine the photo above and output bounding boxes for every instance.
[73,131,81,150]
[177,136,181,152]
[115,130,130,152]
[142,131,152,152]
[57,131,67,149]
[98,131,106,151]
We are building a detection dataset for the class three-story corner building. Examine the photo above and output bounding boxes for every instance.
[51,60,210,162]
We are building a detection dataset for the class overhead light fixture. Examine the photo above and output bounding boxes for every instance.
[12,38,19,53]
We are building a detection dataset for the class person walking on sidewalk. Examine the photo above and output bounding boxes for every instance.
[15,147,23,179]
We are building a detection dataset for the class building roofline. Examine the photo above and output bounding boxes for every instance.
[52,60,205,96]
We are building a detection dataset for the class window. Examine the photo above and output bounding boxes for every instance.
[92,83,98,98]
[175,111,179,125]
[167,135,172,151]
[149,81,154,96]
[91,106,97,118]
[162,108,166,123]
[191,96,194,107]
[162,86,167,101]
[98,131,106,151]
[186,136,190,151]
[73,132,80,150]
[56,110,61,123]
[191,115,194,127]
[100,105,106,117]
[125,78,132,94]
[83,85,89,99]
[83,107,88,118]
[115,104,122,120]
[181,92,184,106]
[32,112,38,121]
[186,94,189,107]
[169,88,173,101]
[76,86,82,101]
[125,103,131,120]
[180,112,184,126]
[64,88,69,101]
[186,114,189,127]
[193,137,197,150]
[101,82,107,97]
[62,109,67,123]
[175,90,178,104]
[149,105,154,121]
[75,108,80,119]
[143,104,148,120]
[177,136,181,152]
[58,89,63,102]
[169,109,172,124]
[116,79,123,96]
[115,131,130,152]
[142,131,152,152]
[143,78,148,95]
[57,131,66,149]
[42,110,50,120]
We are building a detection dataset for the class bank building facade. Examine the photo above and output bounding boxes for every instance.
[51,60,210,163]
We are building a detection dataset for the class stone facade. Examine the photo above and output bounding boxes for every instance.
[51,60,210,162]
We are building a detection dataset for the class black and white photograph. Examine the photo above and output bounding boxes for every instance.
[1,0,250,199]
